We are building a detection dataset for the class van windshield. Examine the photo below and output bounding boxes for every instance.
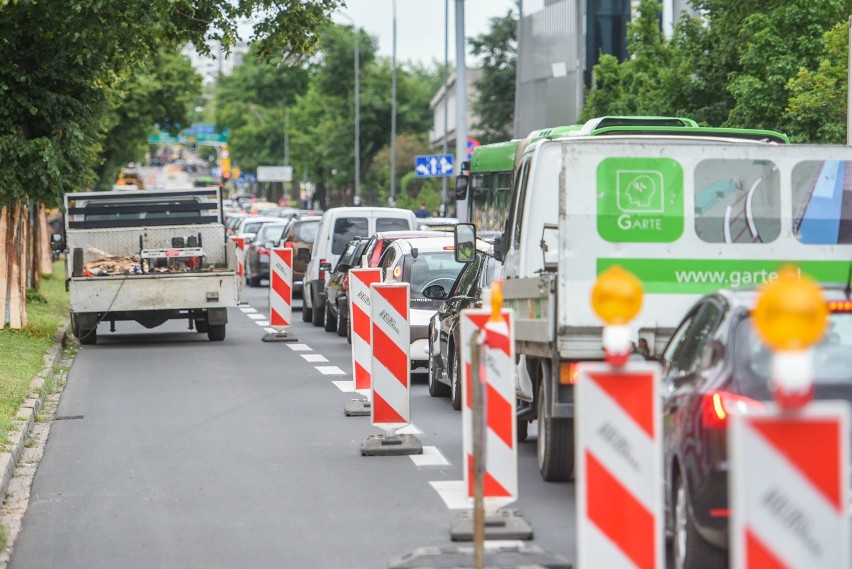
[332,217,368,254]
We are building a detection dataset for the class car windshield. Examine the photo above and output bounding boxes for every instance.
[294,221,319,243]
[735,312,852,393]
[256,223,287,245]
[241,220,265,235]
[403,251,465,310]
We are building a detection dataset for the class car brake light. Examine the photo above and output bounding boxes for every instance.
[257,247,269,256]
[828,300,852,312]
[342,274,349,291]
[285,241,294,249]
[702,391,764,429]
[559,362,580,385]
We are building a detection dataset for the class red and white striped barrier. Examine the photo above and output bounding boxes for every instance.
[370,282,411,432]
[230,235,246,278]
[350,268,383,395]
[575,362,663,569]
[269,247,293,329]
[459,308,516,508]
[730,402,849,569]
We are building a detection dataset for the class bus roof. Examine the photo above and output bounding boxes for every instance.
[580,125,789,144]
[469,139,520,173]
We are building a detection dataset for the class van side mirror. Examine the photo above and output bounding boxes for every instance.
[454,223,476,263]
[493,235,503,262]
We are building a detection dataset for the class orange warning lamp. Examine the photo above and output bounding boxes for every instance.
[753,267,827,351]
[591,266,643,325]
[490,280,504,323]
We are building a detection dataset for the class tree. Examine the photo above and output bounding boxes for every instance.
[469,10,517,143]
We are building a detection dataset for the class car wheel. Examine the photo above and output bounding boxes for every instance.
[323,301,336,332]
[536,377,574,481]
[246,264,260,287]
[207,324,226,341]
[673,474,726,569]
[302,292,312,322]
[517,417,529,442]
[336,305,347,337]
[311,291,325,327]
[450,347,462,410]
[347,317,352,344]
[428,339,450,397]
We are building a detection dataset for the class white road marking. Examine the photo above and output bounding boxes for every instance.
[287,344,312,352]
[264,327,278,334]
[301,354,329,363]
[397,424,423,435]
[429,480,470,510]
[256,320,270,326]
[315,366,346,375]
[240,307,258,314]
[332,381,357,392]
[247,313,265,320]
[409,446,450,467]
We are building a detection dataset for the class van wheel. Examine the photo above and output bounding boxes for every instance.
[323,302,336,332]
[311,290,325,327]
[428,339,450,397]
[536,378,574,481]
[207,324,226,341]
[302,297,312,322]
[336,306,348,337]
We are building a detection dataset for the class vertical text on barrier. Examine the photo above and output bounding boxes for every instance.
[349,268,383,396]
[370,282,411,432]
[459,308,516,509]
[730,402,849,569]
[269,247,293,329]
[575,362,663,569]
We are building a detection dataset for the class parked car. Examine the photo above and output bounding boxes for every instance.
[224,213,247,236]
[234,216,281,244]
[244,221,290,287]
[304,207,417,326]
[322,238,370,336]
[427,249,501,409]
[661,286,852,569]
[279,216,320,297]
[377,237,468,371]
[417,217,459,231]
[360,230,449,269]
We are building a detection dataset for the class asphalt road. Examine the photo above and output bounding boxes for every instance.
[8,285,576,568]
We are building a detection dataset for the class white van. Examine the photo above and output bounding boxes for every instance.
[303,207,417,326]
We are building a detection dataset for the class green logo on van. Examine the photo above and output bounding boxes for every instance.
[597,157,684,242]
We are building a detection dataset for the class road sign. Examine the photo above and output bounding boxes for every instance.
[415,154,454,178]
[257,166,293,182]
[576,361,664,569]
[243,173,256,185]
[467,137,481,160]
[730,402,849,569]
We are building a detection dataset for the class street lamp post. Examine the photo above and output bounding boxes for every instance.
[454,0,467,221]
[338,12,361,205]
[390,0,398,206]
[441,0,449,216]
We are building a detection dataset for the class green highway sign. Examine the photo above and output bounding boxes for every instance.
[148,130,228,145]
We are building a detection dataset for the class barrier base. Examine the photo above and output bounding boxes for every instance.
[261,331,299,343]
[344,398,371,416]
[388,544,570,569]
[449,509,533,541]
[361,434,423,456]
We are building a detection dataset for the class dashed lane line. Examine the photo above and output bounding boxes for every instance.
[397,424,423,435]
[409,446,449,467]
[332,381,356,392]
[247,313,265,320]
[264,327,278,334]
[239,307,258,313]
[301,354,329,363]
[256,320,270,326]
[287,344,312,352]
[315,366,346,375]
[429,480,469,510]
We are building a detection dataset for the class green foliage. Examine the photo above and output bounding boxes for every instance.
[469,10,518,143]
[582,0,848,141]
[0,0,342,207]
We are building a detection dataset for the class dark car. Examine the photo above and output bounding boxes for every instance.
[426,250,501,409]
[662,287,852,569]
[279,216,320,297]
[244,221,290,287]
[322,238,370,336]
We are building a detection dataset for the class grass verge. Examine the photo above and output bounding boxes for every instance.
[0,262,68,444]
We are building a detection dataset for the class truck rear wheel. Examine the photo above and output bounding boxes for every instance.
[536,378,574,481]
[79,327,97,345]
[207,324,226,341]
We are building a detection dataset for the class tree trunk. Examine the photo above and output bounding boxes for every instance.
[38,205,53,277]
[20,204,29,327]
[0,207,7,329]
[7,205,23,329]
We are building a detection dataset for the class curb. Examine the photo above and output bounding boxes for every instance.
[0,325,68,503]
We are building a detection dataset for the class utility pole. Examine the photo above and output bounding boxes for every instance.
[442,0,450,216]
[390,0,398,206]
[454,0,467,220]
[339,12,361,205]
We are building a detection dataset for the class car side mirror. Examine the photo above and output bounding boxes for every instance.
[493,235,503,262]
[454,223,476,263]
[422,284,448,300]
[297,248,311,263]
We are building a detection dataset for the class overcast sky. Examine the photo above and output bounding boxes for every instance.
[332,0,518,66]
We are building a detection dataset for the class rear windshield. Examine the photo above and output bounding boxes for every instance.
[241,220,266,235]
[404,251,465,310]
[377,217,411,232]
[294,221,319,243]
[735,313,852,394]
[256,223,287,245]
[332,217,368,254]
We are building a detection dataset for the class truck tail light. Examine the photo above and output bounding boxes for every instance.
[319,259,326,281]
[701,391,763,429]
[828,300,852,312]
[559,362,580,385]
